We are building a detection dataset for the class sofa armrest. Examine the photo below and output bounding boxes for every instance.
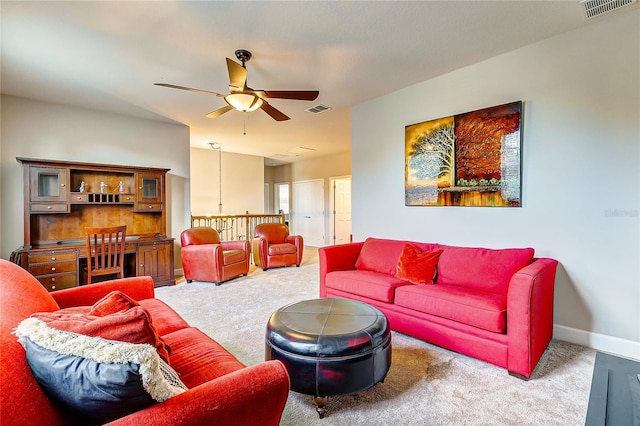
[506,257,558,378]
[285,235,304,266]
[252,237,268,268]
[52,276,156,309]
[220,240,250,252]
[181,244,225,281]
[319,242,364,297]
[108,360,290,426]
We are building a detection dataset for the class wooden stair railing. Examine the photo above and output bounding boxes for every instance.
[191,212,285,242]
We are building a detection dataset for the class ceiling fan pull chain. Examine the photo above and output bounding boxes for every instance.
[243,118,246,135]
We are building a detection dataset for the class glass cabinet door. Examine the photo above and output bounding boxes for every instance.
[29,167,68,203]
[136,173,162,203]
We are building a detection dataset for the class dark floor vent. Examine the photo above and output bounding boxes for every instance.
[580,0,636,19]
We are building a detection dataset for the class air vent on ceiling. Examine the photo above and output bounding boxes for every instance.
[306,104,331,114]
[580,0,636,19]
[288,147,316,154]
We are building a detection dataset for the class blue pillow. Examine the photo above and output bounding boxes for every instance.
[16,318,187,423]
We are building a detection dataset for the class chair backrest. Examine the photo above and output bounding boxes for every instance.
[254,223,290,244]
[85,225,126,284]
[181,227,221,247]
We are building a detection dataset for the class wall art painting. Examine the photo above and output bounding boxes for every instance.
[405,101,523,207]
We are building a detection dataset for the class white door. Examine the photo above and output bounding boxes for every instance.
[330,177,351,245]
[293,179,324,247]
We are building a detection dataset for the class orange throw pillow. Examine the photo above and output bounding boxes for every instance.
[31,291,171,362]
[395,244,444,285]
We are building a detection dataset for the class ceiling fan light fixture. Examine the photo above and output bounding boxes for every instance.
[224,93,263,112]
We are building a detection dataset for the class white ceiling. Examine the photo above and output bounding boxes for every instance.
[1,1,606,165]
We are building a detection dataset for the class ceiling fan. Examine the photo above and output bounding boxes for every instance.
[155,49,319,121]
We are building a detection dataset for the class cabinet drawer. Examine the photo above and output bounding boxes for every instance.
[136,203,162,212]
[29,261,76,276]
[30,203,69,213]
[70,193,88,203]
[38,274,77,292]
[120,194,135,203]
[29,250,77,263]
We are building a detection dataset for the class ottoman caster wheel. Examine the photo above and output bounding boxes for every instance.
[314,396,327,419]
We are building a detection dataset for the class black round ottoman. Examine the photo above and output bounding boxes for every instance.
[265,298,391,418]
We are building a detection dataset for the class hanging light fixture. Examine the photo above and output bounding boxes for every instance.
[224,93,264,112]
[209,142,223,214]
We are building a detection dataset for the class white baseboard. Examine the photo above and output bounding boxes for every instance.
[554,324,640,361]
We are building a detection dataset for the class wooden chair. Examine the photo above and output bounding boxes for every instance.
[85,225,127,284]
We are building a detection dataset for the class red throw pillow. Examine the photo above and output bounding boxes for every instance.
[31,291,171,363]
[88,290,141,316]
[395,244,444,285]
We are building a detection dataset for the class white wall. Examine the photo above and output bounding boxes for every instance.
[351,11,639,358]
[290,151,352,245]
[0,95,191,267]
[189,147,264,215]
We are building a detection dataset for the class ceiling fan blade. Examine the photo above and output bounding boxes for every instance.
[226,58,247,92]
[263,90,319,101]
[205,105,234,119]
[260,101,290,121]
[154,83,224,97]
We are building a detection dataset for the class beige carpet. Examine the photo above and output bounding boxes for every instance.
[155,249,595,425]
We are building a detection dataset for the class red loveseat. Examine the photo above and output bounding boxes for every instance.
[0,259,290,425]
[319,238,558,379]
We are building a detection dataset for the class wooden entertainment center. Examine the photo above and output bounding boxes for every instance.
[11,157,175,291]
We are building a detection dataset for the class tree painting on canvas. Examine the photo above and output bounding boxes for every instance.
[405,101,522,207]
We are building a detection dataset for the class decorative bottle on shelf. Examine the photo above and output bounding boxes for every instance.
[118,181,125,193]
[100,182,107,194]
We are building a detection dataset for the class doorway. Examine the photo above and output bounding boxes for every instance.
[330,176,352,245]
[274,182,290,225]
[293,179,324,247]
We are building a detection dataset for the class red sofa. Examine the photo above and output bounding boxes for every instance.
[0,259,290,425]
[319,238,558,379]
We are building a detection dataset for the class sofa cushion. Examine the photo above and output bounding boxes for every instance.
[355,238,443,276]
[139,298,190,336]
[436,246,534,295]
[30,291,170,363]
[161,327,245,389]
[15,318,187,424]
[268,243,296,256]
[394,284,507,333]
[325,270,410,303]
[223,249,247,265]
[396,244,444,285]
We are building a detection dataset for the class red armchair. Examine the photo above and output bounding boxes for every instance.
[180,227,250,285]
[252,223,303,271]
